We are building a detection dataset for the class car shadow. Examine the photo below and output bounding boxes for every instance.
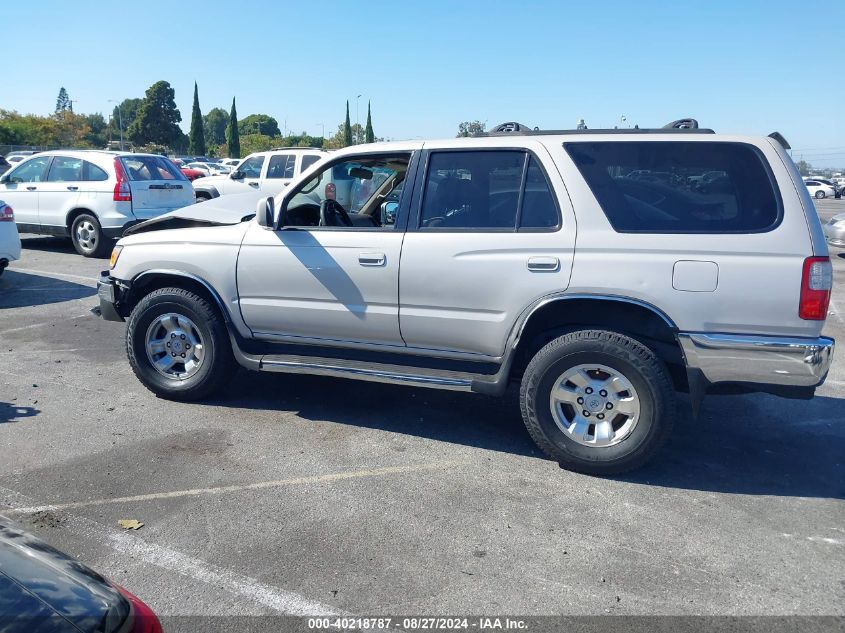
[18,235,76,255]
[0,270,96,309]
[207,371,844,499]
[0,402,40,424]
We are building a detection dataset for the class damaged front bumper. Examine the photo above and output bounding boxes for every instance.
[96,272,125,322]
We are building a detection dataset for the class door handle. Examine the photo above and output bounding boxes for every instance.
[358,252,386,266]
[527,256,560,272]
[67,186,78,191]
[247,181,259,188]
[26,186,37,191]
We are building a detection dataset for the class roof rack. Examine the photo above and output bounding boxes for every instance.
[482,118,715,137]
[268,146,327,151]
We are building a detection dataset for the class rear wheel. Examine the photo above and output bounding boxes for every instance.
[815,190,826,199]
[126,287,235,400]
[70,213,111,258]
[520,329,675,475]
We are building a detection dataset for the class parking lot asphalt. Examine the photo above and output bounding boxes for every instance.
[1,200,844,620]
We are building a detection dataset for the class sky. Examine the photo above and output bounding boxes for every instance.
[4,0,844,167]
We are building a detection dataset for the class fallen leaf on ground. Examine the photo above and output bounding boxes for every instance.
[117,519,144,530]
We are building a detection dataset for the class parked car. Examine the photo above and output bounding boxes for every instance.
[186,162,232,177]
[5,151,38,161]
[219,158,241,169]
[192,148,327,201]
[97,121,834,476]
[0,518,162,633]
[170,159,205,182]
[0,200,21,276]
[824,213,845,247]
[805,179,836,199]
[804,177,841,199]
[0,150,194,257]
[0,156,12,174]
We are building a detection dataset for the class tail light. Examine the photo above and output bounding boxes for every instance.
[0,205,13,222]
[799,256,832,320]
[325,182,336,200]
[113,158,132,202]
[116,586,163,633]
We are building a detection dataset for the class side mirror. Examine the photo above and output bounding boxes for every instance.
[0,173,9,184]
[380,201,399,225]
[231,170,244,180]
[256,196,275,229]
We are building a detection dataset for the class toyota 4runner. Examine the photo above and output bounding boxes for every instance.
[97,120,835,475]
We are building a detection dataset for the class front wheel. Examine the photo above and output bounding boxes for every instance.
[815,190,826,199]
[70,213,111,258]
[126,287,235,400]
[520,329,676,475]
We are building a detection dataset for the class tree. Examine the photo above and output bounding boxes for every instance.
[128,81,183,148]
[796,160,812,176]
[84,113,108,148]
[457,121,486,137]
[226,97,240,158]
[364,101,374,143]
[343,100,353,147]
[188,82,206,155]
[55,87,71,114]
[238,114,280,138]
[108,98,142,144]
[203,107,228,145]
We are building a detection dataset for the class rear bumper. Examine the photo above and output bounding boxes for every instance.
[678,333,834,390]
[102,221,141,240]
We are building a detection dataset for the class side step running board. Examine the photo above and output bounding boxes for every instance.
[228,334,512,395]
[259,354,477,391]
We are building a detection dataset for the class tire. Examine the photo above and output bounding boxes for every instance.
[520,329,676,476]
[70,213,111,258]
[815,190,825,199]
[126,287,236,401]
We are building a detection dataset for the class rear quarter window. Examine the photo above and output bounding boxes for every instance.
[564,141,782,233]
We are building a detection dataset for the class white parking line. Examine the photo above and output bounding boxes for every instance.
[0,486,343,616]
[5,460,467,515]
[8,267,97,286]
[0,314,91,336]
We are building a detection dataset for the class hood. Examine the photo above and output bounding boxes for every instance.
[0,519,130,632]
[124,190,265,236]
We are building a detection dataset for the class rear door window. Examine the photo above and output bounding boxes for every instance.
[564,141,781,233]
[266,154,296,179]
[47,156,83,182]
[419,150,560,230]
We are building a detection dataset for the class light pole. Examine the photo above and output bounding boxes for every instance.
[355,94,362,143]
[317,123,325,139]
[108,99,124,151]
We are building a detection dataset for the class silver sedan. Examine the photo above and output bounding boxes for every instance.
[824,213,845,248]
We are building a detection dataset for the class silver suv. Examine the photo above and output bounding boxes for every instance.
[96,120,835,475]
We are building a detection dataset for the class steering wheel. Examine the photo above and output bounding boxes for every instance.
[319,199,353,227]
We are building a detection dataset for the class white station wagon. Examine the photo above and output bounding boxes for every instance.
[97,120,835,475]
[0,150,194,257]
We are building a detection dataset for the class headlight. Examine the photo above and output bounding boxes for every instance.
[109,245,123,268]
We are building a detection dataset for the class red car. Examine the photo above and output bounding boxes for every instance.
[170,159,205,182]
